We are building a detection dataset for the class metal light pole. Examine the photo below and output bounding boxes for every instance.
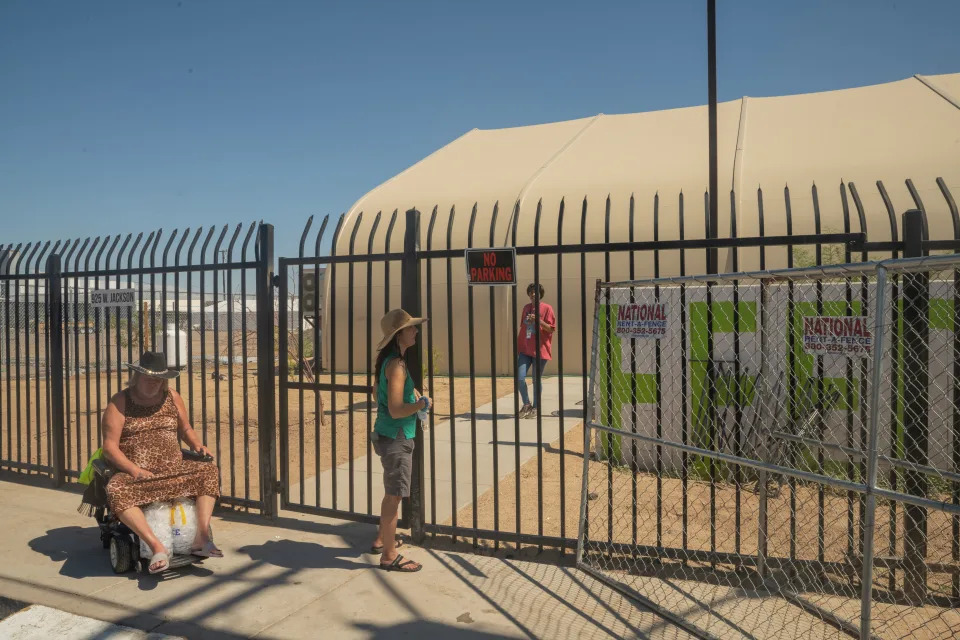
[707,0,718,274]
[219,249,228,303]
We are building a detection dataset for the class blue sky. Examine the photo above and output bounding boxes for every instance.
[2,0,958,257]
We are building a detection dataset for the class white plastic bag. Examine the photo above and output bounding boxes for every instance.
[138,498,197,557]
[140,501,173,558]
[169,498,198,555]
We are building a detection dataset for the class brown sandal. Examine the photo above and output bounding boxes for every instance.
[379,554,421,572]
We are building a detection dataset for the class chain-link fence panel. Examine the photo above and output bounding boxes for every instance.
[579,255,960,639]
[866,258,960,639]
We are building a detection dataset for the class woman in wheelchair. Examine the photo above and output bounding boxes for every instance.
[102,351,222,574]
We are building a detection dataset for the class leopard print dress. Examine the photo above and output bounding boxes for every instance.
[105,389,220,513]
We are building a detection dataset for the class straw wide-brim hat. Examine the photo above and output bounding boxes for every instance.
[124,351,183,379]
[377,309,427,350]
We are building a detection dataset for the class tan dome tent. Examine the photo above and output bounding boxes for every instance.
[324,73,960,376]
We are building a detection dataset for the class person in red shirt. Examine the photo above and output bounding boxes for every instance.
[516,283,556,418]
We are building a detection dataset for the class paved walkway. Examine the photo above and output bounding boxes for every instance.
[1,477,688,639]
[290,376,585,525]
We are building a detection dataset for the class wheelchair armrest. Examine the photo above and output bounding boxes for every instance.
[92,457,115,480]
[182,448,214,463]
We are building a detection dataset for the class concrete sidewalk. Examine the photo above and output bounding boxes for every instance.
[0,604,182,639]
[291,376,585,525]
[0,477,689,639]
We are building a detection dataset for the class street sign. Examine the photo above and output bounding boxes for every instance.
[464,248,516,286]
[90,288,137,309]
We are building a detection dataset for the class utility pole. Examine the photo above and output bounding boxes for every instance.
[707,0,718,274]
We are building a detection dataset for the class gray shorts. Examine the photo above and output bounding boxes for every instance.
[373,431,414,498]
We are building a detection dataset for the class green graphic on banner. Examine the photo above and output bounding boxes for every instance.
[596,304,656,463]
[595,294,951,468]
[688,301,757,453]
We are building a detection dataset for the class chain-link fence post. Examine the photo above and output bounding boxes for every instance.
[757,278,770,581]
[859,262,887,639]
[576,280,602,567]
[902,209,929,604]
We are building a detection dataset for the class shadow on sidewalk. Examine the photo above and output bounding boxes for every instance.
[424,549,676,639]
[354,619,510,639]
[238,539,369,571]
[28,525,123,580]
[214,508,373,548]
[28,525,216,587]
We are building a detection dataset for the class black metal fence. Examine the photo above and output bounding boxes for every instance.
[0,224,277,514]
[2,177,958,564]
[276,178,960,558]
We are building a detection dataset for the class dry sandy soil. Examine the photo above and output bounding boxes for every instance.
[453,421,960,638]
[0,366,513,507]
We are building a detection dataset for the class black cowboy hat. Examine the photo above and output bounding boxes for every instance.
[124,351,182,379]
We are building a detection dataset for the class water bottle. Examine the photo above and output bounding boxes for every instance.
[417,397,431,422]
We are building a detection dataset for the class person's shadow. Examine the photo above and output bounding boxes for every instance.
[237,539,370,572]
[28,525,117,579]
[28,525,213,587]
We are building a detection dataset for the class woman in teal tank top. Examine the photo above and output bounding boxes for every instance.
[371,309,429,573]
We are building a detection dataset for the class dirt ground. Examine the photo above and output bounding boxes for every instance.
[454,421,959,637]
[0,366,264,501]
[0,367,514,508]
[281,373,514,499]
[456,421,957,560]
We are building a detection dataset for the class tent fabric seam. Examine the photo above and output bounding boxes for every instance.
[914,74,960,111]
[503,113,605,246]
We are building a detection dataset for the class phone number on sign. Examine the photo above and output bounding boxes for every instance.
[803,341,871,355]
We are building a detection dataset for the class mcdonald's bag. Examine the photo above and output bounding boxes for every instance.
[138,499,198,557]
[169,498,198,555]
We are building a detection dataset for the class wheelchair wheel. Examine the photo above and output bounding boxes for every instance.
[109,535,134,573]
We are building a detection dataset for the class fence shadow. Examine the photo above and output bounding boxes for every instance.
[352,620,512,639]
[426,549,686,639]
